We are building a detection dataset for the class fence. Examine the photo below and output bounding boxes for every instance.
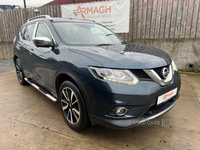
[0,5,61,42]
[0,0,200,42]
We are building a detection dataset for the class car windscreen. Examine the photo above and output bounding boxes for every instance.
[53,22,124,46]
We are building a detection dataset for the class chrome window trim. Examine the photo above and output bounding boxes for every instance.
[32,22,39,40]
[20,23,36,42]
[143,65,173,86]
[19,25,26,40]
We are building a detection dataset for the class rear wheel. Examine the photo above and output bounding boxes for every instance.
[59,81,90,131]
[15,58,28,85]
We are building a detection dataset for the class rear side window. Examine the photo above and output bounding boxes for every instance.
[20,26,26,38]
[23,24,35,41]
[36,23,52,40]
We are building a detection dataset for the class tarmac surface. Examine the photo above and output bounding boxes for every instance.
[0,60,15,74]
[0,71,200,150]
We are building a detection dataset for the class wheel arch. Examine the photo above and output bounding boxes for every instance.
[13,55,18,64]
[55,71,92,116]
[13,55,24,71]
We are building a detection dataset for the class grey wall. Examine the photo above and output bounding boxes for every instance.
[1,39,200,71]
[0,42,13,60]
[133,39,200,71]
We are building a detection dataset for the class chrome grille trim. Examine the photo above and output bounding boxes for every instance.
[143,65,173,86]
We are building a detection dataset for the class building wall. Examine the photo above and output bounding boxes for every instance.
[132,39,200,71]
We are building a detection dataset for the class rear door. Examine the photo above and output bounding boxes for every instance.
[19,23,36,76]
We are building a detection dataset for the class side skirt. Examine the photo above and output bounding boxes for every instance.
[24,78,57,102]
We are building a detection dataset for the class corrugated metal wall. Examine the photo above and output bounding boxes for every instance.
[43,0,106,6]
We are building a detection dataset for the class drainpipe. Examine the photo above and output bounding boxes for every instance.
[23,0,26,8]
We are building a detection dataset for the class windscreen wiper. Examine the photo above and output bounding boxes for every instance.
[106,34,114,36]
[121,41,128,44]
[96,44,113,46]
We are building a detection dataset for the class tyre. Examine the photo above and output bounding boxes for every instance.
[15,58,28,85]
[59,81,90,131]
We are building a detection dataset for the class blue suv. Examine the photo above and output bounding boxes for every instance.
[13,15,181,131]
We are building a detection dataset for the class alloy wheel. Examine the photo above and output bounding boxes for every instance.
[61,87,80,125]
[15,59,23,82]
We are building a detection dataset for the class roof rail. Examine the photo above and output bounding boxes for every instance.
[69,17,95,22]
[27,15,52,22]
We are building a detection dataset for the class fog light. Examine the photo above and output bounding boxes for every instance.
[115,107,128,116]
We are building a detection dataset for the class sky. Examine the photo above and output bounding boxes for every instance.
[0,0,54,7]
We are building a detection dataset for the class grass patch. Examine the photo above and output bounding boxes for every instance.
[179,71,200,75]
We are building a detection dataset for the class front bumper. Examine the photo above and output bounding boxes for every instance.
[90,94,179,129]
[84,71,181,129]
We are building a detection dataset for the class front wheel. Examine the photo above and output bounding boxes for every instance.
[15,58,28,85]
[59,81,90,131]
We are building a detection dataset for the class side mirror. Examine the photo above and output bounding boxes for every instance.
[32,37,53,47]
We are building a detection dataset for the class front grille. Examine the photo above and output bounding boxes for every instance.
[130,69,151,80]
[153,65,169,79]
[130,65,170,80]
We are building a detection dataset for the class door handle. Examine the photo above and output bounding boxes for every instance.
[30,49,34,54]
[17,44,21,48]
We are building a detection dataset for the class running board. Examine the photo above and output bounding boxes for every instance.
[24,78,57,102]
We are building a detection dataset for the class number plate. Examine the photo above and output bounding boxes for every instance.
[157,88,177,105]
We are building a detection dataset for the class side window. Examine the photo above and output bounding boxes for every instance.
[20,26,26,39]
[36,23,52,40]
[23,24,35,41]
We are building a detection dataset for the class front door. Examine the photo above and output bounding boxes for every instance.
[29,22,56,90]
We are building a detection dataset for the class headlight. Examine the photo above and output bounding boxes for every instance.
[172,60,178,71]
[90,67,139,86]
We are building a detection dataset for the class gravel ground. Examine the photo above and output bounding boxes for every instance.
[0,60,15,74]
